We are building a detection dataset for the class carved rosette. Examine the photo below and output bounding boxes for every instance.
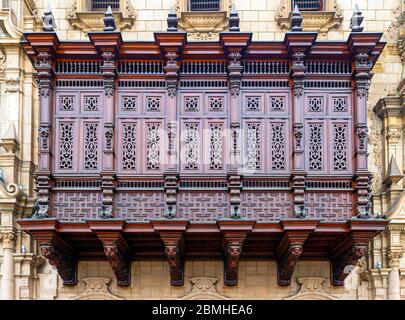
[162,234,184,286]
[104,123,114,151]
[163,52,180,98]
[223,234,245,286]
[227,51,243,97]
[103,240,131,287]
[40,242,77,286]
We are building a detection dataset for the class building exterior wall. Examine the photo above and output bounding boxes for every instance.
[0,0,404,300]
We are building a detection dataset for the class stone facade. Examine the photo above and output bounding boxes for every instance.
[0,0,404,300]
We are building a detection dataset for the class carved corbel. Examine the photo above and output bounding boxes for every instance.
[223,233,246,286]
[37,232,77,286]
[331,232,374,286]
[163,51,180,98]
[160,232,184,286]
[97,233,131,287]
[227,51,243,97]
[277,232,309,286]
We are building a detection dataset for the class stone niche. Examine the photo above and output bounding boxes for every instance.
[275,0,343,39]
[67,0,136,33]
[176,0,232,40]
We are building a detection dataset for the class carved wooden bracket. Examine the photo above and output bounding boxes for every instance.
[37,231,77,286]
[96,232,131,287]
[160,232,185,286]
[331,231,374,286]
[277,231,310,286]
[223,232,246,286]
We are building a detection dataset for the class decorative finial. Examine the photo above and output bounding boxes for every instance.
[42,4,56,32]
[290,5,303,32]
[103,6,116,32]
[349,4,364,32]
[229,3,240,32]
[167,6,178,31]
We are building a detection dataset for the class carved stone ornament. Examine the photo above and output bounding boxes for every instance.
[73,278,123,300]
[275,0,343,39]
[177,0,232,40]
[67,0,136,33]
[179,277,229,300]
[387,250,404,268]
[285,277,337,300]
[0,232,16,250]
[5,76,20,93]
[386,125,401,143]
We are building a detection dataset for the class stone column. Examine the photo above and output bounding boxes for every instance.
[387,250,403,300]
[0,232,16,300]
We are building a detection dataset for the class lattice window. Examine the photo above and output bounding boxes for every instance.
[308,124,323,170]
[122,96,137,111]
[308,97,323,112]
[84,123,99,170]
[84,96,99,111]
[333,97,347,112]
[122,123,136,170]
[146,123,161,170]
[270,97,285,111]
[146,97,161,112]
[59,122,74,169]
[333,124,348,171]
[209,97,223,112]
[292,0,323,11]
[91,0,120,11]
[246,97,261,111]
[209,123,223,170]
[246,123,261,170]
[185,97,199,111]
[59,96,74,111]
[271,123,286,170]
[184,123,199,170]
[189,0,220,11]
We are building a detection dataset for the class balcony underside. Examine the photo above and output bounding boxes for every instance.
[18,218,387,288]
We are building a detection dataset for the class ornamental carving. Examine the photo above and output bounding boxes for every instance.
[164,52,179,98]
[356,124,368,151]
[0,232,16,250]
[285,277,337,300]
[73,278,123,300]
[67,0,136,33]
[161,234,184,286]
[167,122,177,155]
[104,123,114,150]
[179,277,229,300]
[40,243,77,286]
[278,243,303,286]
[386,125,401,143]
[227,51,243,97]
[387,250,404,268]
[103,241,131,287]
[39,124,51,150]
[275,0,343,39]
[223,234,245,286]
[293,123,303,149]
[355,52,372,69]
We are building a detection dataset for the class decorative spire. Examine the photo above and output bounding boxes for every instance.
[290,5,303,32]
[229,3,240,32]
[384,155,404,186]
[42,4,56,32]
[103,6,116,32]
[167,6,178,32]
[349,4,364,32]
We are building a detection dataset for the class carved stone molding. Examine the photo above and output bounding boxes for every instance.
[67,0,136,33]
[277,231,310,286]
[160,232,185,286]
[97,233,131,287]
[176,0,231,40]
[179,277,229,300]
[275,0,343,38]
[73,277,123,300]
[223,232,246,286]
[285,277,337,300]
[387,250,404,268]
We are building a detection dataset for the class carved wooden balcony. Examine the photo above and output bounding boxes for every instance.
[18,29,388,288]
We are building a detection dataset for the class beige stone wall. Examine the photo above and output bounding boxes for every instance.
[51,260,364,300]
